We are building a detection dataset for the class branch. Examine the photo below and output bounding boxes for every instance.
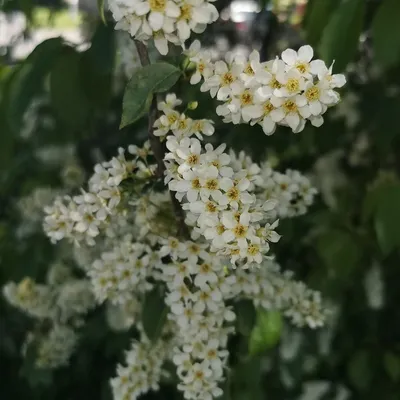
[134,41,190,239]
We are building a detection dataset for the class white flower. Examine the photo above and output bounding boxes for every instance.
[310,60,346,89]
[221,210,252,248]
[158,92,182,111]
[269,95,310,132]
[170,169,202,202]
[281,45,314,79]
[219,176,253,209]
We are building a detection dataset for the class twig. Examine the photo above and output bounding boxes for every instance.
[134,40,190,239]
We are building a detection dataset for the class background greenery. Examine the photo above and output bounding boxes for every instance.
[1,0,400,399]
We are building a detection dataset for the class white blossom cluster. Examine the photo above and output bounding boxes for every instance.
[3,263,96,324]
[184,41,346,134]
[109,234,326,400]
[256,162,318,219]
[36,38,345,397]
[43,146,155,246]
[3,263,96,369]
[236,260,325,328]
[35,325,79,369]
[155,94,306,267]
[111,334,171,399]
[16,154,84,238]
[3,277,54,319]
[106,295,142,331]
[89,235,155,304]
[109,0,218,55]
[158,238,235,399]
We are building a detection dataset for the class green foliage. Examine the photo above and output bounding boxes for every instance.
[141,287,168,342]
[234,299,256,336]
[384,352,400,382]
[319,0,365,71]
[315,229,361,285]
[120,62,182,128]
[227,357,263,400]
[373,183,400,255]
[6,38,64,132]
[249,310,282,356]
[347,350,372,391]
[97,0,107,25]
[305,0,337,47]
[50,47,91,131]
[81,23,116,111]
[2,2,400,400]
[372,0,400,68]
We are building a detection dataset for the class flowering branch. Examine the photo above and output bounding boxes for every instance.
[134,40,189,239]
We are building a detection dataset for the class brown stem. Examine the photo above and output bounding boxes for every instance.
[134,40,190,239]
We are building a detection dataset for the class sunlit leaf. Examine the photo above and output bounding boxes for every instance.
[249,310,282,356]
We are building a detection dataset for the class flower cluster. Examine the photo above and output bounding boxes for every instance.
[158,239,236,399]
[109,0,218,55]
[111,335,171,399]
[256,162,318,219]
[185,42,346,134]
[36,35,346,398]
[34,325,79,369]
[155,95,282,267]
[108,234,326,400]
[236,259,326,328]
[89,235,155,305]
[3,262,96,369]
[43,147,154,246]
[106,296,142,331]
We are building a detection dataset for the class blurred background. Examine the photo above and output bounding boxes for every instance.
[1,0,400,399]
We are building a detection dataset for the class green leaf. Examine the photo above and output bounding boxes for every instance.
[372,0,400,68]
[384,352,400,382]
[304,0,337,47]
[374,183,400,255]
[0,66,19,171]
[234,299,256,336]
[319,0,365,71]
[347,350,372,391]
[80,22,115,110]
[6,37,64,132]
[97,0,107,25]
[141,287,168,342]
[120,62,182,128]
[230,357,263,400]
[362,179,399,222]
[249,310,282,356]
[50,47,91,131]
[316,229,361,279]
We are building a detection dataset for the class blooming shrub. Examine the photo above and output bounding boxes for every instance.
[1,2,352,400]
